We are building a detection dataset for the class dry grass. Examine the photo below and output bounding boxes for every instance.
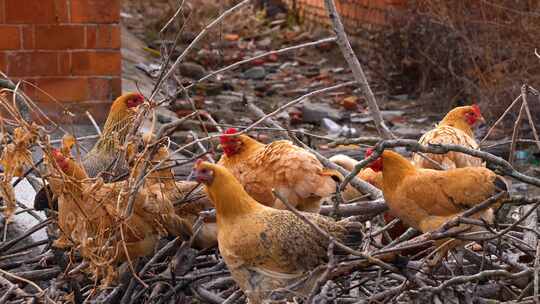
[380,0,540,122]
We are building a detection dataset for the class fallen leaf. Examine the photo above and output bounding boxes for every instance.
[341,96,359,111]
[224,33,240,41]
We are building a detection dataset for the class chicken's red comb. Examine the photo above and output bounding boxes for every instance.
[195,159,204,167]
[51,149,63,159]
[472,104,481,116]
[365,148,374,157]
[223,128,238,135]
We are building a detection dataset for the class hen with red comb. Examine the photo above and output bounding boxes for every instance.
[328,149,382,202]
[34,92,145,212]
[217,130,340,213]
[377,149,507,266]
[412,105,485,170]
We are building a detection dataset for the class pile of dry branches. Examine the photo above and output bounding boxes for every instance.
[0,0,540,303]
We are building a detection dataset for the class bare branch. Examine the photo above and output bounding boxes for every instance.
[323,0,393,139]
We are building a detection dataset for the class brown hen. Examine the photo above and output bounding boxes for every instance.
[46,149,191,281]
[329,153,382,201]
[130,145,216,249]
[34,92,144,211]
[330,151,415,250]
[412,105,485,170]
[218,128,339,213]
[194,160,360,303]
[372,150,507,265]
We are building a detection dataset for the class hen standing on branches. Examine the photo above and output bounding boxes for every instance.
[218,128,340,213]
[194,160,361,303]
[369,150,507,265]
[412,104,486,169]
[34,92,145,211]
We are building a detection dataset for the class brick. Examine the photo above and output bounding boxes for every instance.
[54,0,69,22]
[58,52,70,75]
[22,26,34,49]
[5,0,67,24]
[88,77,111,100]
[19,79,38,101]
[0,26,20,50]
[71,0,120,23]
[35,25,86,50]
[87,77,121,100]
[0,52,6,72]
[110,77,121,97]
[0,0,5,23]
[71,51,121,76]
[385,0,408,6]
[35,77,89,102]
[86,25,97,48]
[95,25,120,49]
[73,100,113,121]
[7,52,59,76]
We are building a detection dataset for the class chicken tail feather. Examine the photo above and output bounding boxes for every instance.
[334,218,363,254]
[321,168,343,183]
[494,175,509,193]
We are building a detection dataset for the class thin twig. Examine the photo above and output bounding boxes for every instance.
[85,111,102,136]
[183,37,337,90]
[323,0,393,139]
[151,0,250,100]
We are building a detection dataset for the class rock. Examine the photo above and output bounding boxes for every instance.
[254,83,268,92]
[390,94,409,101]
[301,101,342,123]
[214,93,245,112]
[242,66,267,80]
[170,131,194,144]
[322,118,342,138]
[270,83,286,91]
[171,98,199,112]
[304,67,320,78]
[264,62,281,73]
[178,62,207,79]
[192,82,224,96]
[135,62,161,78]
[196,49,221,66]
[257,37,272,48]
[350,113,373,124]
[156,107,179,124]
[392,124,424,139]
[381,110,405,120]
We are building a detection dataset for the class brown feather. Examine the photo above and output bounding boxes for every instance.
[196,161,357,303]
[381,150,506,264]
[412,106,484,170]
[218,135,337,213]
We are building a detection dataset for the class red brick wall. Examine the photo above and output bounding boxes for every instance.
[284,0,407,30]
[0,0,121,121]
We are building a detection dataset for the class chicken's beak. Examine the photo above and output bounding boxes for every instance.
[194,168,214,185]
